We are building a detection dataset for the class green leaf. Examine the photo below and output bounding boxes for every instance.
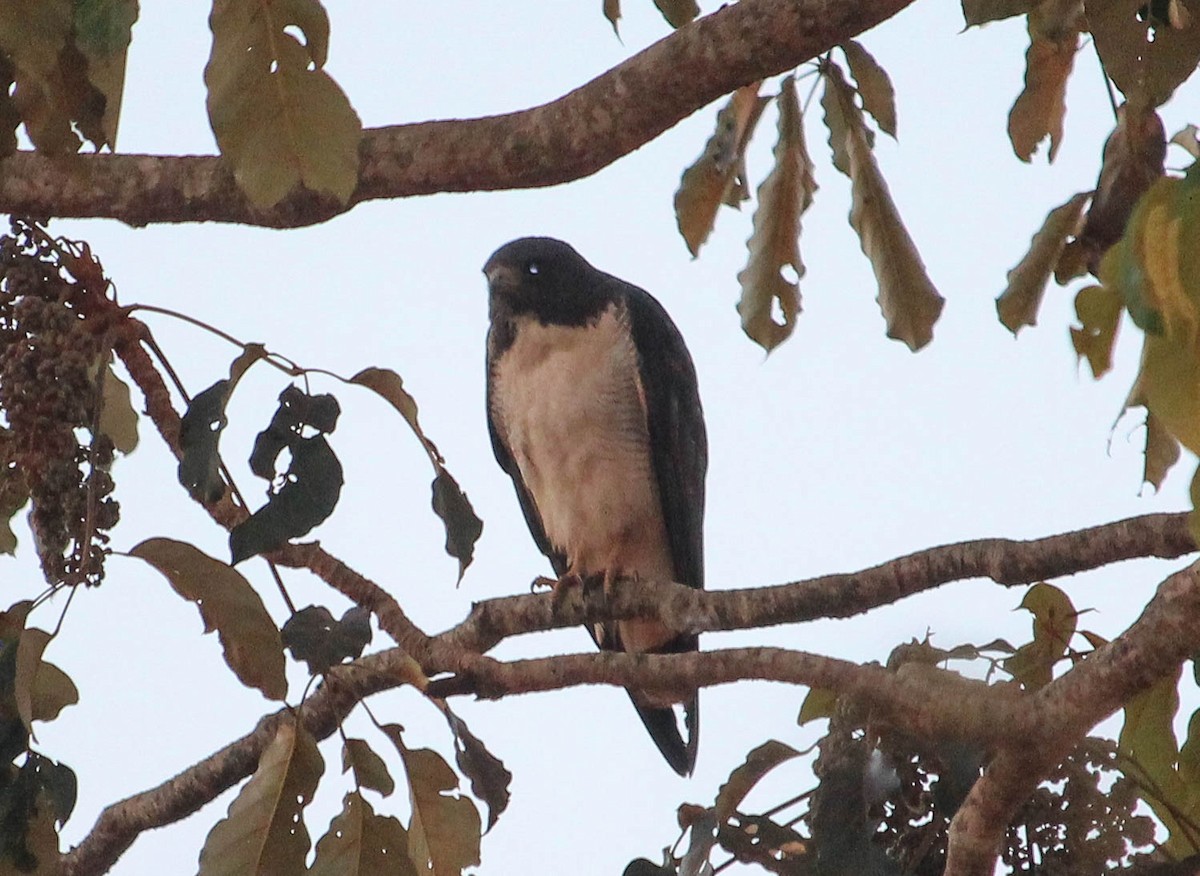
[383,725,482,876]
[1143,408,1181,492]
[736,76,813,353]
[961,0,1034,26]
[797,687,838,726]
[822,61,944,350]
[343,738,395,798]
[281,605,372,675]
[97,360,139,454]
[310,791,417,876]
[130,537,286,700]
[443,706,511,831]
[1087,0,1200,107]
[841,40,896,137]
[1003,582,1076,689]
[1007,30,1078,162]
[205,0,362,208]
[198,716,325,876]
[28,660,77,723]
[431,468,482,584]
[998,192,1090,334]
[73,0,139,147]
[653,0,699,28]
[674,84,769,256]
[714,740,801,820]
[1069,284,1123,378]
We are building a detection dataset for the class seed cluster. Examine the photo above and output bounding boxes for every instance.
[0,219,119,586]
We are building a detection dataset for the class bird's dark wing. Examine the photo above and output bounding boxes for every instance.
[485,337,569,579]
[621,276,707,776]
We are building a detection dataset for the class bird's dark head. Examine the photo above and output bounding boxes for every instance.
[484,237,609,326]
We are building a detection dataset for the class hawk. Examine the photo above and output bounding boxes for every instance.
[484,237,707,775]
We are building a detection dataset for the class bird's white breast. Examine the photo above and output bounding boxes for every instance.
[490,304,675,607]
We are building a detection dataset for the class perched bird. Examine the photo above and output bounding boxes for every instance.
[484,237,707,776]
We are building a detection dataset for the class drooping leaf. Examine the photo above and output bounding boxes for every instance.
[177,380,232,504]
[281,605,372,675]
[1087,0,1200,107]
[1007,30,1078,162]
[1069,283,1123,378]
[198,716,325,876]
[28,660,77,723]
[841,40,896,137]
[1072,102,1166,274]
[998,192,1090,334]
[797,687,838,725]
[130,537,286,700]
[1143,408,1182,491]
[675,84,769,256]
[231,387,344,563]
[383,725,482,876]
[822,62,944,350]
[349,367,442,464]
[13,629,50,734]
[73,0,139,147]
[715,740,801,821]
[310,791,417,876]
[23,753,76,827]
[431,468,483,584]
[343,738,395,798]
[97,360,139,454]
[443,706,511,831]
[653,0,699,28]
[603,0,621,34]
[205,0,362,208]
[736,76,813,353]
[961,0,1034,26]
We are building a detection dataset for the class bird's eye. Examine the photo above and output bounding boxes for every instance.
[526,261,540,275]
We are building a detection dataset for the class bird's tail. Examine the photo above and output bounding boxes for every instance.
[630,692,699,777]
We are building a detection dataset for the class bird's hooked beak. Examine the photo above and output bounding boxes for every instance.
[484,260,520,296]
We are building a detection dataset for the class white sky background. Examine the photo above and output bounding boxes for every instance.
[7,1,1199,873]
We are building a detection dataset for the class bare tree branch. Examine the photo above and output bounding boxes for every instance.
[0,0,915,228]
[438,512,1195,653]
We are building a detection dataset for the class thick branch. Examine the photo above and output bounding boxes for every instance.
[61,650,417,876]
[944,560,1200,876]
[0,0,914,227]
[439,511,1195,654]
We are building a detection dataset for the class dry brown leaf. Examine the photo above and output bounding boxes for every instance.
[1073,102,1166,274]
[1169,123,1200,158]
[1087,0,1200,107]
[841,40,897,137]
[1008,30,1078,162]
[822,62,944,350]
[675,83,769,256]
[997,191,1090,334]
[736,76,815,352]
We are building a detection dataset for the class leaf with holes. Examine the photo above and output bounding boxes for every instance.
[736,77,813,352]
[1088,0,1200,107]
[998,192,1090,334]
[675,84,769,256]
[131,537,286,700]
[822,62,943,350]
[1069,284,1123,378]
[384,725,481,876]
[310,791,417,876]
[198,716,325,876]
[205,0,362,208]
